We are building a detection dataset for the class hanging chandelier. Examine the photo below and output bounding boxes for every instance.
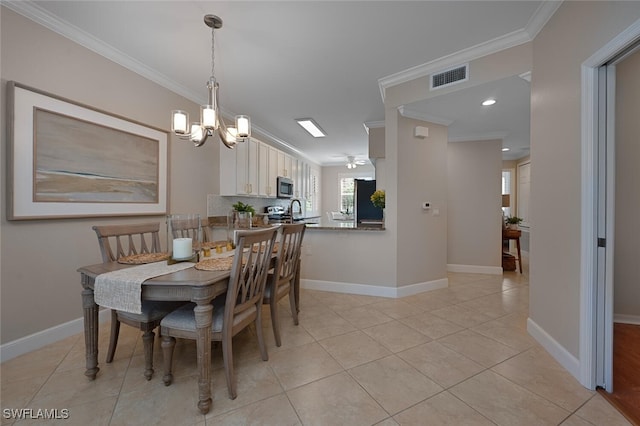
[170,15,250,148]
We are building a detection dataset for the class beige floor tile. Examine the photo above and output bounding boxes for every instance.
[399,311,464,340]
[560,414,598,426]
[397,341,484,388]
[430,305,494,328]
[268,342,342,390]
[393,391,495,425]
[362,320,431,353]
[287,372,388,426]
[437,329,520,368]
[471,318,537,351]
[492,346,595,411]
[369,299,425,320]
[349,355,442,415]
[400,292,453,311]
[260,317,315,354]
[207,393,301,426]
[319,330,391,369]
[450,370,570,426]
[335,305,394,329]
[573,393,632,426]
[300,310,357,341]
[374,418,400,426]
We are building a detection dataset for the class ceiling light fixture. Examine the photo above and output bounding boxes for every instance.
[346,156,363,169]
[482,98,497,106]
[502,147,510,152]
[296,118,326,138]
[171,15,250,148]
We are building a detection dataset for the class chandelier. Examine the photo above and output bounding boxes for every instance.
[171,15,250,148]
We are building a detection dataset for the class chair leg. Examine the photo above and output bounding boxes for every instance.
[161,335,176,386]
[222,332,237,400]
[256,306,269,361]
[270,297,282,347]
[289,284,299,326]
[142,330,155,380]
[106,310,120,363]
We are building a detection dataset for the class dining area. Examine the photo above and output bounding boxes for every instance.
[78,216,305,414]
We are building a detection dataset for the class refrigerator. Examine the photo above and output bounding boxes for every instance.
[354,179,383,224]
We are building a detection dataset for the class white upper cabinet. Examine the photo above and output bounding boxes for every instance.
[277,151,293,178]
[235,139,259,195]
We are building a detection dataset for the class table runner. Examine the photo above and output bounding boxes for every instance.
[94,261,194,314]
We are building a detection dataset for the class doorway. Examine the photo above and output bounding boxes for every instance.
[579,19,640,402]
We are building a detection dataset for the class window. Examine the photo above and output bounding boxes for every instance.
[502,169,514,217]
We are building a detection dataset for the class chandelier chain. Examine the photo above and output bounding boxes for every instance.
[210,24,215,79]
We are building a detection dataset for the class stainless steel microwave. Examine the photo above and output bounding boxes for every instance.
[277,176,293,198]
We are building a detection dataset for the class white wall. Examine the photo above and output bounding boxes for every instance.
[447,140,503,272]
[529,2,640,358]
[614,47,640,321]
[0,8,217,344]
[321,164,376,217]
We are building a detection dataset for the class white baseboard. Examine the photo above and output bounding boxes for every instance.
[0,309,111,363]
[614,314,640,325]
[447,264,503,275]
[300,278,448,299]
[527,317,581,381]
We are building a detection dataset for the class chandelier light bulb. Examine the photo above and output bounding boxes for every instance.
[171,110,188,134]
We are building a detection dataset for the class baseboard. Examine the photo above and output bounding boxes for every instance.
[527,317,581,381]
[614,314,640,325]
[300,278,448,299]
[447,264,503,275]
[0,309,111,363]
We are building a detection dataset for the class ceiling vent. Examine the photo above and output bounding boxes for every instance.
[430,64,468,90]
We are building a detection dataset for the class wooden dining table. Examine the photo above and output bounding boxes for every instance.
[78,261,231,414]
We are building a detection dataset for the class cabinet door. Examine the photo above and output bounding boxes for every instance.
[235,141,249,195]
[267,146,278,196]
[246,139,259,195]
[277,152,293,177]
[257,142,270,197]
[291,159,300,198]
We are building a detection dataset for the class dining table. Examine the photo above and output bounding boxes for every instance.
[78,260,232,414]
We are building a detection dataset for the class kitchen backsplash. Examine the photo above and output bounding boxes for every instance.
[207,195,291,217]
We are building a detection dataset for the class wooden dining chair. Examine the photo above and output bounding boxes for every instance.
[262,223,306,346]
[92,223,186,380]
[160,227,278,399]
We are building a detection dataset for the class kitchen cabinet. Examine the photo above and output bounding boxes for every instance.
[258,142,278,197]
[218,138,259,196]
[277,152,293,178]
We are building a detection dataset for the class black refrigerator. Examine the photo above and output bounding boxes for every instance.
[354,179,383,224]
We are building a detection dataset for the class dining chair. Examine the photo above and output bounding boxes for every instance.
[160,227,278,399]
[92,223,186,380]
[262,223,306,346]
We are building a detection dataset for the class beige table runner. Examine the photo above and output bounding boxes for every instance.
[95,261,194,314]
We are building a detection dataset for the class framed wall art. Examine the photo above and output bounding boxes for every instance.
[6,82,168,220]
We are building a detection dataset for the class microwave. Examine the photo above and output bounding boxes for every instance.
[276,176,294,198]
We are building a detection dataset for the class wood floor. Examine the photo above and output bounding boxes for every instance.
[599,323,640,426]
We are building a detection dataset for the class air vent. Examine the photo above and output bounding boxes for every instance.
[430,64,468,90]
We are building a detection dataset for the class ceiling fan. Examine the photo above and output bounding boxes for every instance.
[331,154,368,169]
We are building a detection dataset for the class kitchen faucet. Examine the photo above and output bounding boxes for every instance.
[288,199,302,223]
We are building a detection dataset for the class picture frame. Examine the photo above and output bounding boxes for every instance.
[6,82,168,220]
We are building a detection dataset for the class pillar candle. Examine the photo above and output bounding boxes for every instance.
[173,237,192,259]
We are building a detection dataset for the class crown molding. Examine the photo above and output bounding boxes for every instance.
[448,131,508,143]
[363,121,385,134]
[3,1,205,105]
[378,1,563,101]
[398,106,454,127]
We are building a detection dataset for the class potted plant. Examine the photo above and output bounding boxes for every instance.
[232,201,255,229]
[370,190,385,209]
[505,216,523,229]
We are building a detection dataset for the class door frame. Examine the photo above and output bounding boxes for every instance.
[579,19,640,389]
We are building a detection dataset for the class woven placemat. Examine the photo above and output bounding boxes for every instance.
[117,252,170,264]
[195,257,236,271]
[252,242,279,253]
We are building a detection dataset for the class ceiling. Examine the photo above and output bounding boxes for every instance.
[8,1,556,164]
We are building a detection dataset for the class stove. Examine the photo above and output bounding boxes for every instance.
[266,206,289,222]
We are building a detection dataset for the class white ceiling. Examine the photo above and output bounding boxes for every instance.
[9,1,555,164]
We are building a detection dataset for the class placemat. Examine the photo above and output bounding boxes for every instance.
[195,257,237,271]
[117,252,170,264]
[95,261,194,314]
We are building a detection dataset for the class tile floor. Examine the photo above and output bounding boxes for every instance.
[0,260,632,425]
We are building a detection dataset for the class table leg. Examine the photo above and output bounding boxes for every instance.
[516,237,523,273]
[81,286,99,380]
[193,301,213,414]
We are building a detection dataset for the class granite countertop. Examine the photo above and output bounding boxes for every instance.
[304,217,384,231]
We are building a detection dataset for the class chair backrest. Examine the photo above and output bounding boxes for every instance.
[225,228,278,321]
[92,223,162,263]
[273,223,306,286]
[168,215,204,242]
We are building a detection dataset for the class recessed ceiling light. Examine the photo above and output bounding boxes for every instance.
[295,118,326,138]
[482,98,497,106]
[502,147,510,152]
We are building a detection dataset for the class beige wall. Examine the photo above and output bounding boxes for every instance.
[320,164,376,217]
[529,2,640,357]
[0,8,218,343]
[447,140,502,269]
[614,47,640,319]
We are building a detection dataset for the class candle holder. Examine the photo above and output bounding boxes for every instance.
[167,214,201,263]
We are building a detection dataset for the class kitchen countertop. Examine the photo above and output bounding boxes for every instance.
[304,217,385,231]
